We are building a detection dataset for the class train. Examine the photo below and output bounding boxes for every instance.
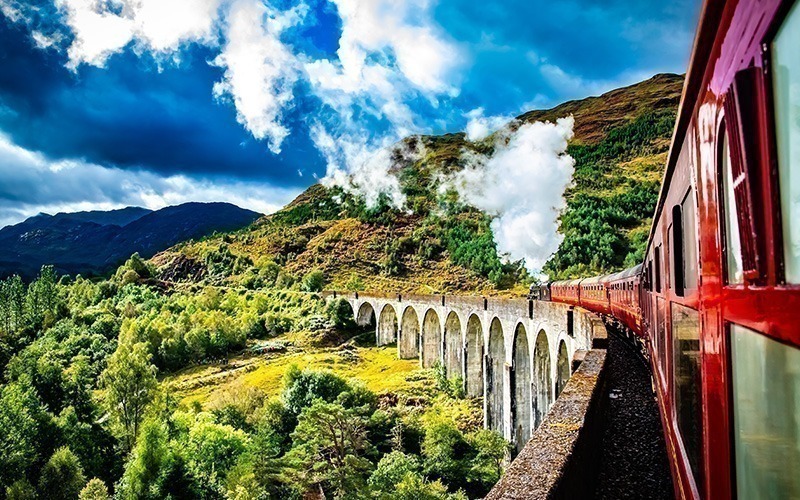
[532,0,800,498]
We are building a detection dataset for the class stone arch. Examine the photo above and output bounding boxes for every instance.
[399,307,420,359]
[533,329,552,429]
[512,323,532,453]
[356,302,376,328]
[487,317,505,434]
[377,304,398,346]
[421,309,443,368]
[556,340,570,398]
[465,314,484,397]
[443,312,462,377]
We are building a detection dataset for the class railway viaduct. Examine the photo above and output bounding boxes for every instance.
[330,292,603,451]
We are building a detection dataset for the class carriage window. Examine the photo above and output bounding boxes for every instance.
[656,297,667,377]
[721,127,744,284]
[672,304,703,489]
[731,324,800,498]
[670,207,686,296]
[773,0,800,283]
[681,191,698,291]
[655,246,663,292]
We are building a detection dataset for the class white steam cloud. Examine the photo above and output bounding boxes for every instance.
[464,108,513,142]
[314,125,420,209]
[446,117,575,275]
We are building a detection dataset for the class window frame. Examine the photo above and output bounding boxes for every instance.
[761,0,800,286]
[717,118,745,286]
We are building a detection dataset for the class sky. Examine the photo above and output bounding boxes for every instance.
[0,0,700,230]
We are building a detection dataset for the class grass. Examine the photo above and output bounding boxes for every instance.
[166,342,422,408]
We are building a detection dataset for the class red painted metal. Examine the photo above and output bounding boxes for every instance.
[548,1,800,498]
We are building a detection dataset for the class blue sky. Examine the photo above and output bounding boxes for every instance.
[0,0,699,228]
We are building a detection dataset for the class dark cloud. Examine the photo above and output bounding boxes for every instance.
[0,19,326,185]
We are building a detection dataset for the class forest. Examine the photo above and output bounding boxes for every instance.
[0,260,506,499]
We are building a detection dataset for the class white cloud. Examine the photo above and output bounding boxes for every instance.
[305,0,462,207]
[464,108,513,142]
[56,0,136,69]
[212,0,306,153]
[130,0,222,53]
[309,0,460,96]
[54,0,223,69]
[0,134,297,229]
[444,117,575,276]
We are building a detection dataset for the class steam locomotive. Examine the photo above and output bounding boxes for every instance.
[533,0,800,498]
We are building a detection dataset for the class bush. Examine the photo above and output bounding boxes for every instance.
[345,273,365,291]
[263,313,293,337]
[301,270,325,292]
[433,362,465,399]
[324,298,356,330]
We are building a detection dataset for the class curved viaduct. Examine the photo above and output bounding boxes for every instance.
[333,292,602,451]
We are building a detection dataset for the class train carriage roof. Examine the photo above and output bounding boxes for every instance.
[605,264,643,283]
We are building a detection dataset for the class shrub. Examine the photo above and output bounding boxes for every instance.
[368,451,421,492]
[6,480,35,500]
[301,270,325,292]
[324,298,356,330]
[345,273,365,291]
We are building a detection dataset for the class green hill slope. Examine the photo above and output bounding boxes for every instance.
[154,73,683,292]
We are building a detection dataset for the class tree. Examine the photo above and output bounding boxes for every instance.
[79,478,109,500]
[38,447,86,500]
[0,382,41,489]
[0,275,26,336]
[466,429,509,491]
[421,418,471,489]
[100,341,157,450]
[185,420,249,484]
[26,266,59,329]
[287,401,373,496]
[6,479,36,500]
[281,366,350,415]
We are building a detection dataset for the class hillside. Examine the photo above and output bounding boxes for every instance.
[153,74,682,292]
[0,202,262,279]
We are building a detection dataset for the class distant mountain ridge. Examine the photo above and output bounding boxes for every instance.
[0,202,262,279]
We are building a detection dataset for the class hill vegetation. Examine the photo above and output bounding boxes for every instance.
[0,265,500,498]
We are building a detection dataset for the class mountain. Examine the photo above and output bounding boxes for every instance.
[151,74,684,293]
[45,206,153,226]
[0,202,262,279]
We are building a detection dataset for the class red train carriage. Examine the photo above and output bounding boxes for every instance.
[550,278,582,306]
[547,0,800,498]
[605,264,643,335]
[578,275,611,315]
